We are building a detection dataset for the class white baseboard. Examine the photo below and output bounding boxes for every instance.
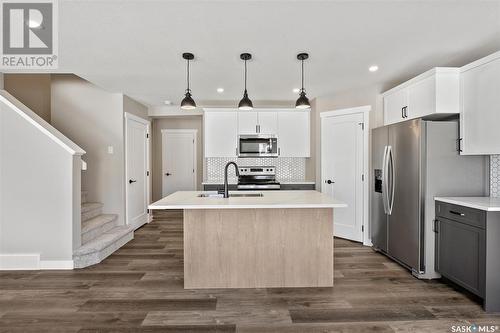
[0,254,74,270]
[40,260,74,270]
[148,213,153,223]
[0,254,40,270]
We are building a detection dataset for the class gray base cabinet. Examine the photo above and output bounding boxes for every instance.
[435,201,500,312]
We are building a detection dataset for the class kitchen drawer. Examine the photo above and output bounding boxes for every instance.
[435,201,486,229]
[280,183,315,190]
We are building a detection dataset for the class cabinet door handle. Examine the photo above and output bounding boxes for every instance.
[278,147,281,156]
[401,107,404,119]
[456,138,463,153]
[449,210,465,217]
[403,106,408,118]
[433,219,439,233]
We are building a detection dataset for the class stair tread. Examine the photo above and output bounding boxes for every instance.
[74,226,134,256]
[81,202,103,213]
[81,214,117,234]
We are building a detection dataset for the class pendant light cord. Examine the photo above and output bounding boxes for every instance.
[244,59,247,91]
[186,58,190,92]
[301,59,305,92]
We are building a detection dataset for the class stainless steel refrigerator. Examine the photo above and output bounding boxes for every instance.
[371,119,488,279]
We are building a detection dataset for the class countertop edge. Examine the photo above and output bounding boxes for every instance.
[434,197,500,212]
[149,204,347,210]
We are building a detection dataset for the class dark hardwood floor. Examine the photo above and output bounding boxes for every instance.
[1,210,499,332]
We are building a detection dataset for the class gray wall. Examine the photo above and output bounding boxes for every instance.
[4,74,52,123]
[51,75,126,225]
[152,116,203,201]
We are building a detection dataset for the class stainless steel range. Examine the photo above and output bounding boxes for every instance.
[237,166,280,190]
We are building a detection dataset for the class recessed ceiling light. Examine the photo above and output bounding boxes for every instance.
[164,100,172,105]
[292,88,300,93]
[217,88,224,93]
[369,65,379,72]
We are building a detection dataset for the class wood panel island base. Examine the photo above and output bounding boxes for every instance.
[184,208,332,288]
[149,191,346,289]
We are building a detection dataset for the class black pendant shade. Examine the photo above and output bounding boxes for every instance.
[181,52,196,110]
[295,53,311,109]
[238,53,253,110]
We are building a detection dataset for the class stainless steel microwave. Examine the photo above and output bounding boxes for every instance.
[238,135,278,158]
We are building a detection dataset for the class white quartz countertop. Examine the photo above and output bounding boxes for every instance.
[202,181,316,185]
[435,197,500,211]
[149,190,347,210]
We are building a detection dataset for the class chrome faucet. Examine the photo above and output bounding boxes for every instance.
[223,162,239,198]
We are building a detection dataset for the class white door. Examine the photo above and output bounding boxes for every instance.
[322,113,364,242]
[125,114,150,229]
[162,130,196,196]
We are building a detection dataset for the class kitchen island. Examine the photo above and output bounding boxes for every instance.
[149,190,346,289]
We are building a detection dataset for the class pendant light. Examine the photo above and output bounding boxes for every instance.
[181,52,196,110]
[238,53,253,110]
[295,52,311,109]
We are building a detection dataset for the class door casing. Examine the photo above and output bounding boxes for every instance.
[320,106,371,245]
[124,112,151,229]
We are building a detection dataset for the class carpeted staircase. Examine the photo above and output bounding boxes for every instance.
[73,191,134,268]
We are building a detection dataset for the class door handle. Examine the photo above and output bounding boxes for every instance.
[388,146,395,215]
[325,179,334,184]
[129,179,137,184]
[165,173,172,176]
[382,146,389,214]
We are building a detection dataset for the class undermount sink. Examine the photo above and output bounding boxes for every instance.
[198,192,264,198]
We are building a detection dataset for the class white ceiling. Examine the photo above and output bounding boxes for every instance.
[54,0,500,106]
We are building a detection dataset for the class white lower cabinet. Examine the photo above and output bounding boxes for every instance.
[277,111,310,157]
[460,51,500,155]
[204,111,238,157]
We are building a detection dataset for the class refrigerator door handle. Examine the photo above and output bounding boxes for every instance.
[387,145,395,215]
[382,146,389,214]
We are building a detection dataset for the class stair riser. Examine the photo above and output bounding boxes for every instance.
[81,207,102,222]
[81,219,117,244]
[74,232,133,268]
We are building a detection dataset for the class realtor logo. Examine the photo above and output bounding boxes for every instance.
[1,0,58,69]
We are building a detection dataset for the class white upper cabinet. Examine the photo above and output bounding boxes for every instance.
[238,111,259,134]
[384,88,409,125]
[237,111,278,135]
[257,111,278,134]
[204,110,238,157]
[460,52,500,155]
[278,111,310,157]
[383,68,459,126]
[204,108,309,158]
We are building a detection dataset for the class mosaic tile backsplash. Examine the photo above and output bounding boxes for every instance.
[491,155,500,198]
[205,157,306,183]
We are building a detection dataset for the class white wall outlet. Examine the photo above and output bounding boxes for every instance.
[107,146,114,154]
